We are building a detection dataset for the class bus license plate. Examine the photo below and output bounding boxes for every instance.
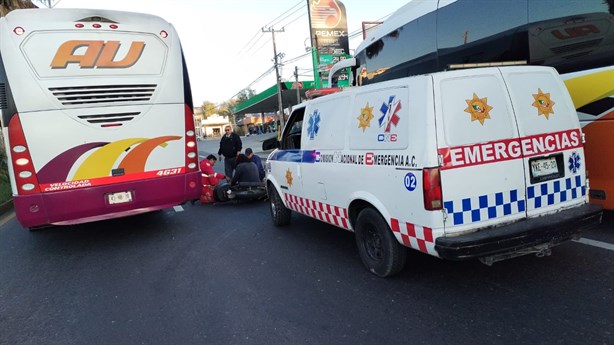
[108,191,133,205]
[530,157,558,177]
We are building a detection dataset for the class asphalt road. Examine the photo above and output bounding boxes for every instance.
[0,135,612,344]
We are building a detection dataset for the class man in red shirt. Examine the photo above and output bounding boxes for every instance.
[199,154,226,204]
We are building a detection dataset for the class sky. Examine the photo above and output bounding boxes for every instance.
[51,0,410,106]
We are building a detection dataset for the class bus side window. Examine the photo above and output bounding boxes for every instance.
[281,109,304,150]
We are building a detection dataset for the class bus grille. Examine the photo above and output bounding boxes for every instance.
[0,83,7,109]
[77,112,141,127]
[549,38,602,55]
[49,84,156,106]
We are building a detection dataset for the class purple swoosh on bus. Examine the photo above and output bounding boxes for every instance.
[37,142,108,184]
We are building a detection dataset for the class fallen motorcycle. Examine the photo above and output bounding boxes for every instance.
[213,179,267,203]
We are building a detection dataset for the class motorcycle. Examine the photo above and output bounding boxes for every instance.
[213,179,267,203]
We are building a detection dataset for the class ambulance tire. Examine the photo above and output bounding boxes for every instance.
[355,208,407,277]
[268,184,291,226]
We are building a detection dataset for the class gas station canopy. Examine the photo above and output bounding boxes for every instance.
[232,81,316,116]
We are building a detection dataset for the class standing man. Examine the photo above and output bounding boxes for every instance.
[218,125,242,178]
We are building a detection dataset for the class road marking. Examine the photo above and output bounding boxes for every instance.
[173,205,184,212]
[0,211,15,227]
[574,238,614,251]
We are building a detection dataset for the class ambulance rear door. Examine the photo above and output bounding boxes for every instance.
[500,66,587,218]
[433,68,527,235]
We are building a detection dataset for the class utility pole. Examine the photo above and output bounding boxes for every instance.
[262,26,285,130]
[294,66,300,104]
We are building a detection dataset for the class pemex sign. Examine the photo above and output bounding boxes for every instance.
[307,0,351,88]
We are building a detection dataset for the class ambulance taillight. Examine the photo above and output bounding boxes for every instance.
[423,167,442,211]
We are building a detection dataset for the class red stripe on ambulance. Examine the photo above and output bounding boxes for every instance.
[284,193,351,230]
[438,129,581,170]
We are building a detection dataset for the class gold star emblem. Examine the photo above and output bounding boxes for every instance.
[532,88,555,119]
[285,169,293,187]
[464,93,493,125]
[357,103,374,132]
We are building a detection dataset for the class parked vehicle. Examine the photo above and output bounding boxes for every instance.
[266,66,602,277]
[328,0,614,210]
[0,9,200,228]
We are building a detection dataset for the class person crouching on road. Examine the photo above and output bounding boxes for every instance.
[200,154,226,204]
[245,147,265,181]
[218,125,242,178]
[230,154,260,186]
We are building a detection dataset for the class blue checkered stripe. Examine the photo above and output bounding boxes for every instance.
[444,190,526,226]
[527,175,585,209]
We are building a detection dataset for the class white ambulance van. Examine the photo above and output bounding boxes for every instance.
[265,66,603,277]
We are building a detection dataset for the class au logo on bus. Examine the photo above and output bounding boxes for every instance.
[50,40,145,69]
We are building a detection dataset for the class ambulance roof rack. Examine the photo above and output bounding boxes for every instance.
[305,87,344,99]
[447,60,527,70]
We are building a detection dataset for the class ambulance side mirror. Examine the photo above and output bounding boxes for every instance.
[262,137,279,150]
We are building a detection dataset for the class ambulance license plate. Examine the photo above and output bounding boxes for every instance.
[529,153,563,183]
[107,191,133,204]
[531,157,558,177]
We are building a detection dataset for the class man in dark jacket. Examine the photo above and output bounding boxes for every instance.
[230,154,260,186]
[218,125,242,178]
[245,147,265,181]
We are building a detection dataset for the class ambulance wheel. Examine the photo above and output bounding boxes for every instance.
[268,184,291,226]
[355,208,407,277]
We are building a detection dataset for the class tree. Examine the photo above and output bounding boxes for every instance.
[236,88,256,103]
[0,139,7,181]
[0,0,38,16]
[201,101,217,118]
[229,88,257,124]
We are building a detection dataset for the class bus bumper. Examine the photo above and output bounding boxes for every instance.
[13,172,200,228]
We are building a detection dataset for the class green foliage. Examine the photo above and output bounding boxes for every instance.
[0,140,7,181]
[218,100,237,121]
[236,88,256,103]
[0,178,10,204]
[201,101,217,118]
[0,142,10,204]
[198,87,256,125]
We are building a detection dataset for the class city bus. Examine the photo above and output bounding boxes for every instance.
[328,0,614,209]
[0,8,201,228]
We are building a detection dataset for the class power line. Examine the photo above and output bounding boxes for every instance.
[242,33,269,56]
[230,66,276,100]
[233,4,399,101]
[262,26,286,127]
[284,51,310,65]
[237,29,265,55]
[265,0,303,28]
[271,4,306,28]
[250,36,273,56]
[277,8,307,29]
[237,0,303,56]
